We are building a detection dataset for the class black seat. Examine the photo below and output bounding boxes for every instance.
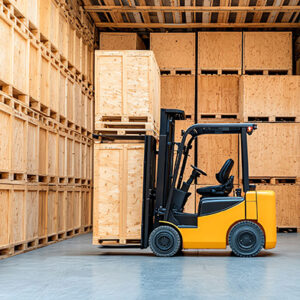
[197,159,234,198]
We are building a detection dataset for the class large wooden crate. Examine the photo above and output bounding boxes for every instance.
[150,33,195,73]
[198,75,239,119]
[95,50,160,132]
[240,76,300,122]
[93,142,145,245]
[247,123,300,177]
[161,75,195,117]
[100,32,145,50]
[254,183,300,229]
[198,32,242,74]
[243,32,292,74]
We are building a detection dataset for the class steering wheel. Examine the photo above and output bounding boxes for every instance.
[191,165,207,176]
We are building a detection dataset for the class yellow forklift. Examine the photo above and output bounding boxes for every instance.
[141,109,277,257]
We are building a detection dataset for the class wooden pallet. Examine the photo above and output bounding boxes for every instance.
[199,69,241,75]
[248,177,299,185]
[160,69,195,76]
[277,227,299,233]
[243,70,292,75]
[96,239,141,246]
[245,116,299,123]
[198,113,239,120]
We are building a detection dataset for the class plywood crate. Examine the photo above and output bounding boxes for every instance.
[198,133,239,185]
[95,50,160,133]
[100,32,145,50]
[240,76,300,122]
[254,183,300,229]
[247,123,299,177]
[198,75,239,120]
[243,32,292,74]
[150,33,195,73]
[93,142,145,245]
[198,32,242,74]
[161,75,195,117]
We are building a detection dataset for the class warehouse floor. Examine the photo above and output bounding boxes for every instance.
[0,233,300,300]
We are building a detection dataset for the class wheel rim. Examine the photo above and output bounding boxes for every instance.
[155,232,174,251]
[237,230,257,250]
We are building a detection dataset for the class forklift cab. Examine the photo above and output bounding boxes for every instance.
[141,109,277,257]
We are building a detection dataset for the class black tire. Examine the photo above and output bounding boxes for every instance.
[149,226,182,257]
[229,221,264,257]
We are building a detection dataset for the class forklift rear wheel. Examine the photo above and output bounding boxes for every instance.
[229,221,265,257]
[149,226,181,257]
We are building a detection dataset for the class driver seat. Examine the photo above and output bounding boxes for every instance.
[196,159,234,198]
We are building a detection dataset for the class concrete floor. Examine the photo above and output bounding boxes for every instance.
[0,233,300,300]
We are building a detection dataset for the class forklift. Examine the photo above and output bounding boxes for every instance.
[141,109,277,257]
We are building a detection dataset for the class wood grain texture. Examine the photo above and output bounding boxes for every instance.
[198,75,239,115]
[198,32,242,71]
[100,33,145,50]
[243,32,292,71]
[161,75,195,117]
[93,142,144,243]
[150,33,195,71]
[95,50,160,130]
[240,76,300,120]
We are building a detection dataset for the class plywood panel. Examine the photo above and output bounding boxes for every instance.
[0,109,11,172]
[73,191,81,228]
[29,42,40,101]
[247,123,300,177]
[13,29,28,94]
[11,116,26,173]
[48,131,57,177]
[27,122,38,175]
[198,32,242,72]
[38,190,47,237]
[10,189,25,244]
[243,32,292,72]
[198,75,239,115]
[100,32,145,50]
[240,76,300,120]
[0,17,12,85]
[27,0,39,27]
[47,188,58,235]
[66,191,74,230]
[0,189,9,246]
[74,141,81,178]
[38,128,47,175]
[150,33,195,70]
[58,135,66,177]
[57,190,66,232]
[67,138,73,177]
[40,56,50,107]
[50,63,59,112]
[26,187,39,240]
[67,78,74,122]
[59,71,67,117]
[161,75,195,116]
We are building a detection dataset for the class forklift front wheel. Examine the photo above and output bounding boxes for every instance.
[149,226,182,257]
[229,221,265,257]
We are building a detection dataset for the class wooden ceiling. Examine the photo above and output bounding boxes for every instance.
[83,0,300,31]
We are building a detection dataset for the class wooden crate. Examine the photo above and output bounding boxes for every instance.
[95,50,160,131]
[100,32,145,50]
[247,123,299,177]
[198,133,239,185]
[161,75,195,117]
[243,32,292,74]
[150,33,195,72]
[255,183,300,229]
[198,75,239,119]
[240,76,300,122]
[93,142,144,245]
[198,32,242,74]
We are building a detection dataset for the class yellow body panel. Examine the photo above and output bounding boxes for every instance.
[178,201,244,249]
[256,190,277,249]
[160,190,277,250]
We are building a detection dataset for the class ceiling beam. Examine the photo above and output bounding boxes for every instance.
[95,22,300,28]
[84,5,300,13]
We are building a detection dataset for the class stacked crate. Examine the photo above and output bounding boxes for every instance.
[93,50,160,245]
[151,33,197,212]
[100,32,146,50]
[240,32,299,231]
[0,0,94,259]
